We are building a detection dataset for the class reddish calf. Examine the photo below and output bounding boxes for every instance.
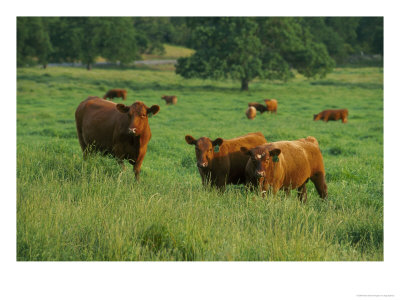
[313,109,348,123]
[241,136,327,202]
[185,132,267,190]
[103,89,127,101]
[264,99,278,113]
[246,106,257,119]
[75,97,160,180]
[161,95,178,105]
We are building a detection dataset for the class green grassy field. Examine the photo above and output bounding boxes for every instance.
[17,65,383,261]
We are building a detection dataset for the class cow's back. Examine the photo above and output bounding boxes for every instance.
[268,137,324,186]
[246,106,256,119]
[214,132,267,184]
[76,97,123,151]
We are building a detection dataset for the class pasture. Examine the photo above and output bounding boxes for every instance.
[17,65,383,261]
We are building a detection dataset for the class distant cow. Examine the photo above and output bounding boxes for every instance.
[246,106,257,120]
[75,96,160,181]
[264,99,278,113]
[313,109,348,123]
[248,102,268,113]
[161,95,178,105]
[240,136,327,202]
[185,132,267,190]
[103,89,127,101]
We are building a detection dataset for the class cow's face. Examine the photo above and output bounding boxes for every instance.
[185,135,223,170]
[241,146,281,178]
[313,114,320,121]
[116,101,160,136]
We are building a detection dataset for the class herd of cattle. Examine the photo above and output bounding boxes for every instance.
[74,88,347,202]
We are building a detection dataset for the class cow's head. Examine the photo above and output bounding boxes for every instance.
[241,145,281,178]
[116,101,160,136]
[313,114,320,121]
[185,135,223,170]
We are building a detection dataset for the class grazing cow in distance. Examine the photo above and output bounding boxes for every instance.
[161,95,178,105]
[75,96,160,181]
[241,136,327,202]
[264,99,278,113]
[313,109,348,123]
[246,106,257,120]
[103,89,127,101]
[248,102,268,113]
[185,132,267,190]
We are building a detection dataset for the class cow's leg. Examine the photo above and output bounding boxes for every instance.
[133,149,148,181]
[213,174,227,192]
[297,183,307,203]
[76,122,89,159]
[283,186,291,197]
[310,172,328,199]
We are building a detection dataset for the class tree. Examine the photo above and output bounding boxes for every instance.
[176,17,335,91]
[17,17,52,68]
[357,17,383,55]
[98,17,139,65]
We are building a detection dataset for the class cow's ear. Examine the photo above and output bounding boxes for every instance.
[240,147,251,156]
[147,105,160,116]
[269,148,281,157]
[185,135,197,145]
[212,138,223,147]
[116,103,130,113]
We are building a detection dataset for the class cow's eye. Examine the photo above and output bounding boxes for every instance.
[209,149,213,152]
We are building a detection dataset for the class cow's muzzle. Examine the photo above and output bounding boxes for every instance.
[197,162,208,169]
[128,128,138,135]
[256,171,265,178]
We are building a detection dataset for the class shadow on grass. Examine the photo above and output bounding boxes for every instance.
[310,80,382,90]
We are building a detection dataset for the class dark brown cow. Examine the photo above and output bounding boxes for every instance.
[248,102,268,113]
[103,89,127,101]
[264,99,278,113]
[161,95,178,105]
[75,96,160,180]
[246,106,257,120]
[241,136,327,202]
[185,132,267,190]
[313,109,348,123]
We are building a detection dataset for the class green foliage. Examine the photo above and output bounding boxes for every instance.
[176,17,335,90]
[17,66,383,261]
[17,17,52,67]
[98,17,139,64]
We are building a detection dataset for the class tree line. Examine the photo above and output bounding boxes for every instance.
[17,17,382,89]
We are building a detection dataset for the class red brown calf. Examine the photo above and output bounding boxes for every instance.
[185,132,267,190]
[161,95,178,105]
[313,109,348,123]
[75,96,160,181]
[103,89,127,101]
[246,106,257,120]
[264,99,278,113]
[241,136,327,202]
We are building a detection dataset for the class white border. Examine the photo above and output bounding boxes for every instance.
[2,1,399,299]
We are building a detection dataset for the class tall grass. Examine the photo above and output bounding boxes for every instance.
[17,66,383,260]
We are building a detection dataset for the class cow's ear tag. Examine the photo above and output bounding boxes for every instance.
[272,155,279,163]
[214,145,220,153]
[147,112,153,118]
